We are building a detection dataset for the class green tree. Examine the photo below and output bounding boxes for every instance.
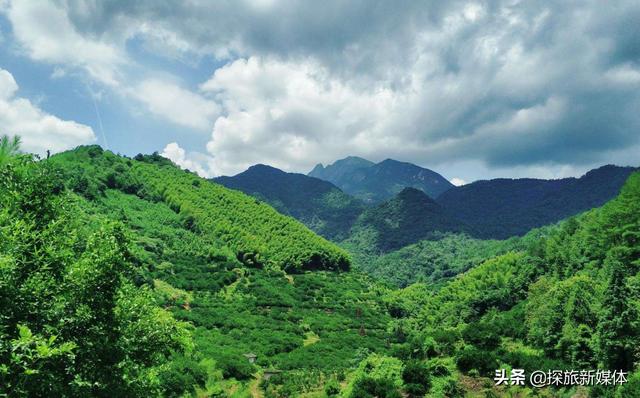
[0,156,194,397]
[0,134,21,165]
[596,253,638,371]
[402,360,431,397]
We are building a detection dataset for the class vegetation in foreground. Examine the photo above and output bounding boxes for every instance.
[1,139,638,397]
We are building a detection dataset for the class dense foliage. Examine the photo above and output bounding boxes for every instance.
[45,145,392,396]
[309,157,453,203]
[51,146,350,273]
[384,171,640,396]
[215,164,364,241]
[347,233,534,288]
[437,165,636,239]
[2,139,638,397]
[345,187,468,254]
[0,154,193,397]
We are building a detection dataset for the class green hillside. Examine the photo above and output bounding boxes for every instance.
[215,164,364,241]
[51,146,350,273]
[345,187,468,254]
[2,144,393,396]
[347,233,528,288]
[385,171,640,396]
[2,139,638,397]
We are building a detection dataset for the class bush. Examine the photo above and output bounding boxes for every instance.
[441,379,465,398]
[455,346,498,376]
[350,377,401,398]
[158,355,207,397]
[614,371,640,398]
[462,321,501,350]
[402,361,431,397]
[216,353,255,380]
[324,378,341,397]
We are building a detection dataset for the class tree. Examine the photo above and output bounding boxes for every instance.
[0,156,194,396]
[347,354,404,398]
[596,253,638,371]
[402,361,431,397]
[350,377,402,398]
[0,134,21,165]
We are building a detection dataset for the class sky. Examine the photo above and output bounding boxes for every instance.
[0,1,638,184]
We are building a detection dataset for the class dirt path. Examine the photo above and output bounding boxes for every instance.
[249,376,264,398]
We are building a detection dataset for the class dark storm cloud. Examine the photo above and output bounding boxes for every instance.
[23,0,640,173]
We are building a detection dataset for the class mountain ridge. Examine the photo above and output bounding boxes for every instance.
[308,156,454,203]
[437,164,638,239]
[214,163,365,240]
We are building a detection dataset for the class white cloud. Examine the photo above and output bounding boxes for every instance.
[161,142,215,178]
[0,68,96,155]
[0,70,18,99]
[5,1,125,86]
[450,178,466,186]
[4,2,218,131]
[605,64,640,85]
[200,56,401,175]
[194,32,640,177]
[130,79,220,130]
[50,67,67,79]
[3,0,639,180]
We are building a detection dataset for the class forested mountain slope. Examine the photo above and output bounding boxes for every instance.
[51,146,350,272]
[346,187,468,254]
[437,165,637,239]
[3,139,639,397]
[1,144,394,397]
[384,171,640,397]
[309,157,454,203]
[214,164,364,240]
[348,233,533,288]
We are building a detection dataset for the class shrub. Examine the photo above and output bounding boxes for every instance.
[455,346,498,376]
[402,361,431,397]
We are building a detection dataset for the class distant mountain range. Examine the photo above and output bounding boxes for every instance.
[216,159,637,245]
[436,164,638,239]
[214,164,364,240]
[309,156,453,203]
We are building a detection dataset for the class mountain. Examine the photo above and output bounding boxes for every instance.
[214,164,365,240]
[3,138,639,397]
[389,171,640,396]
[309,156,454,203]
[51,146,350,272]
[353,233,529,288]
[437,164,637,239]
[347,187,467,253]
[308,156,374,185]
[33,146,388,396]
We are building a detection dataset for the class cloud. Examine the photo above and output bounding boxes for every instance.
[0,68,96,154]
[160,142,215,178]
[450,178,466,187]
[130,79,220,130]
[3,2,216,131]
[3,0,640,178]
[5,1,125,86]
[196,1,636,175]
[200,56,403,175]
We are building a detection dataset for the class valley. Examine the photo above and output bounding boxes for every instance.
[1,143,638,397]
